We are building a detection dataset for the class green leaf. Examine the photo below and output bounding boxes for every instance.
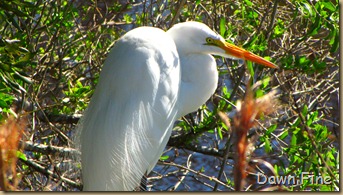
[330,33,339,53]
[218,128,223,139]
[301,2,314,17]
[301,105,308,116]
[0,100,8,108]
[247,61,254,77]
[327,24,337,45]
[16,151,27,161]
[279,130,288,140]
[159,155,169,161]
[291,134,297,146]
[321,1,336,12]
[123,14,132,23]
[274,25,285,37]
[219,17,226,37]
[244,0,253,7]
[255,89,264,98]
[310,111,318,122]
[262,77,270,88]
[308,14,321,36]
[266,124,277,135]
[264,138,271,153]
[199,166,205,172]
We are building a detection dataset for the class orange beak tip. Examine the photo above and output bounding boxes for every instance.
[220,40,279,69]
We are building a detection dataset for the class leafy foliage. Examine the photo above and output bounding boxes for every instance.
[0,0,338,191]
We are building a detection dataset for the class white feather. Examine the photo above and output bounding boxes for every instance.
[79,27,180,191]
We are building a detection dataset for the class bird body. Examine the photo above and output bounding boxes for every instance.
[80,26,180,190]
[78,21,278,191]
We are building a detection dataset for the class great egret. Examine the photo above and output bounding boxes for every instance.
[78,21,278,191]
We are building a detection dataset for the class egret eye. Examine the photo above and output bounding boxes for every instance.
[206,37,214,44]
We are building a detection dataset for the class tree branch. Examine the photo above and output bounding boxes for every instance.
[20,141,80,157]
[19,158,81,189]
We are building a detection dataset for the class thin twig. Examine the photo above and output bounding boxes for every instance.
[169,154,192,191]
[20,141,80,156]
[266,0,278,41]
[169,0,186,28]
[161,161,234,190]
[19,158,81,189]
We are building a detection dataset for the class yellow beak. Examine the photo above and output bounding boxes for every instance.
[218,40,279,69]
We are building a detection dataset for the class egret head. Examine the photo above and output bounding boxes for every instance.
[167,21,278,69]
[167,21,223,55]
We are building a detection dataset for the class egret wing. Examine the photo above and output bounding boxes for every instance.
[78,27,180,191]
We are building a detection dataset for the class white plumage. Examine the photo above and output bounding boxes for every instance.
[77,21,278,191]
